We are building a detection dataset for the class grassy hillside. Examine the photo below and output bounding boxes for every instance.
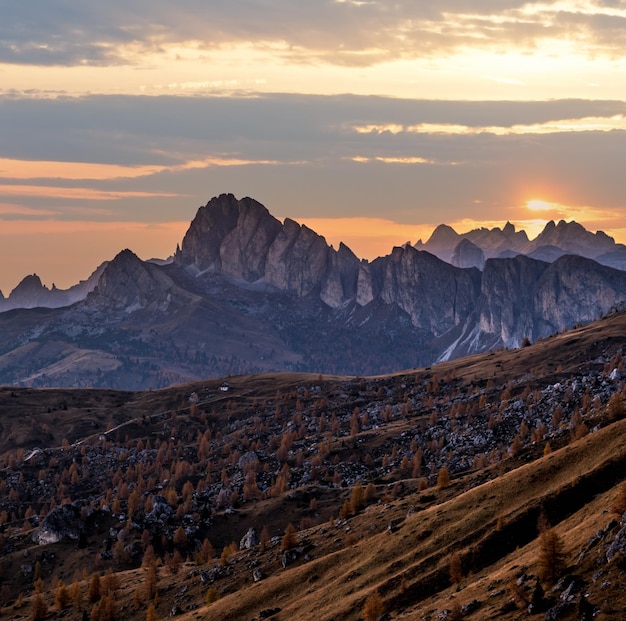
[2,311,626,620]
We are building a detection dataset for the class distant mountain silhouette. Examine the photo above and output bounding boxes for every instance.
[415,218,626,269]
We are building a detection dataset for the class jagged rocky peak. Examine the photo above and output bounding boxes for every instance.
[89,249,180,313]
[176,194,361,306]
[3,273,52,310]
[177,193,282,277]
[451,238,485,269]
[425,224,460,245]
[413,225,461,263]
[527,219,617,258]
[10,273,48,296]
[502,221,515,236]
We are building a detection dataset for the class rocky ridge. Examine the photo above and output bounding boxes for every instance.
[2,194,626,388]
[175,194,626,357]
[416,218,626,270]
[0,263,106,312]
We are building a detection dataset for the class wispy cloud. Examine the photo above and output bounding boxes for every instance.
[0,183,180,200]
[0,155,284,181]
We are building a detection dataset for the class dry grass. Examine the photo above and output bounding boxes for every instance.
[4,311,626,620]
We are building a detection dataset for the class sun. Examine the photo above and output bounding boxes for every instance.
[526,199,555,212]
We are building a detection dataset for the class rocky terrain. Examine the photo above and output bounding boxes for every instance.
[1,309,626,619]
[2,195,626,390]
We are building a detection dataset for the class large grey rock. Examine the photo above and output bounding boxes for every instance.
[177,194,360,307]
[88,249,186,313]
[240,527,260,549]
[34,504,80,544]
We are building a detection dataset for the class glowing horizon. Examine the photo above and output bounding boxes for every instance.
[1,2,625,292]
[2,213,625,296]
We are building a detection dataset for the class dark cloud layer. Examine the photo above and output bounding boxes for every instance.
[1,93,625,163]
[0,92,625,225]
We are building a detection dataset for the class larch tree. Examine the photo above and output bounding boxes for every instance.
[538,527,566,585]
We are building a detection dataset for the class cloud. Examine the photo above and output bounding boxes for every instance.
[0,156,283,181]
[3,1,626,68]
[0,92,625,241]
[0,202,57,218]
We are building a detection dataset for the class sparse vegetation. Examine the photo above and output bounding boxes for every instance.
[362,591,384,621]
[2,312,626,619]
[537,527,567,585]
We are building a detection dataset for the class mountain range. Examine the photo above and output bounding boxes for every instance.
[2,193,626,389]
[415,218,626,270]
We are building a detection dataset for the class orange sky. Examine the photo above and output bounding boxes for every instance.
[2,210,626,295]
[1,2,625,294]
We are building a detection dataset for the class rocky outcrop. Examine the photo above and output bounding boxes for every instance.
[451,239,485,269]
[240,527,260,549]
[87,249,192,313]
[358,246,481,337]
[176,194,360,307]
[34,504,81,544]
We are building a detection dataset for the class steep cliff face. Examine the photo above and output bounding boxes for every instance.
[451,239,485,269]
[264,218,331,298]
[477,255,550,346]
[177,193,251,272]
[533,255,626,334]
[449,254,626,356]
[177,194,360,307]
[356,247,481,337]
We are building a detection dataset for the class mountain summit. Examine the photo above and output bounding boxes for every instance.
[176,193,360,307]
[2,194,626,388]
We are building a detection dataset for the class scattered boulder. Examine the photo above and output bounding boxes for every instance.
[461,599,481,615]
[240,527,260,549]
[170,603,183,617]
[545,601,575,620]
[33,504,80,544]
[282,549,298,568]
[606,524,626,563]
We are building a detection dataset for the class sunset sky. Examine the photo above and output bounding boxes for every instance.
[2,1,626,294]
